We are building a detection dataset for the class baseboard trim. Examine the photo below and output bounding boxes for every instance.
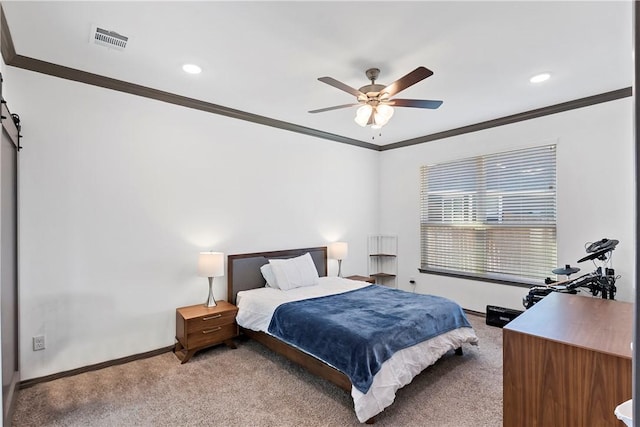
[464,308,486,318]
[19,345,175,389]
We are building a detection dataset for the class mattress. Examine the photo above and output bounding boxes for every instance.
[236,277,478,422]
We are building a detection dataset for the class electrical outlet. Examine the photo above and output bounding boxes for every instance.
[33,335,45,351]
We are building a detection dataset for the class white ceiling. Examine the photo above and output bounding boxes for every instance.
[2,1,633,146]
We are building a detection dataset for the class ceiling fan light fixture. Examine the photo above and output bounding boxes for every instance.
[354,104,373,127]
[373,115,389,128]
[312,66,442,129]
[372,104,394,128]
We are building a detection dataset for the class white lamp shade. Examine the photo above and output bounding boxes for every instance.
[354,104,373,127]
[376,104,394,122]
[373,104,394,128]
[198,252,224,277]
[329,242,348,260]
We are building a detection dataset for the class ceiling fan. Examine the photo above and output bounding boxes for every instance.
[309,66,443,129]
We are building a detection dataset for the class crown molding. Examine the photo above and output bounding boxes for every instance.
[382,87,632,151]
[0,6,377,151]
[7,53,379,150]
[0,6,16,64]
[0,5,632,152]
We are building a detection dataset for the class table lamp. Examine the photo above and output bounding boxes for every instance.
[329,242,348,277]
[198,251,224,307]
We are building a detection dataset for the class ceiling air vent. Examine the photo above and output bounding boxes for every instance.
[90,25,128,50]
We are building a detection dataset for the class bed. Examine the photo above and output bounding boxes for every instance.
[227,246,478,423]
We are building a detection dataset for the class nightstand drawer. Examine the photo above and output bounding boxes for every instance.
[186,323,238,348]
[186,310,237,333]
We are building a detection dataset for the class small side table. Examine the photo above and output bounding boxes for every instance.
[175,300,238,364]
[346,275,376,284]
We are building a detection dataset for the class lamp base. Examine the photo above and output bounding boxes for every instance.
[338,259,343,278]
[206,277,217,307]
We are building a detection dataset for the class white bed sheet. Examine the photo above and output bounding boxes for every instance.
[236,277,478,422]
[236,276,368,331]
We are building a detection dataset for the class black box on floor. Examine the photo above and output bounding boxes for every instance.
[486,305,524,328]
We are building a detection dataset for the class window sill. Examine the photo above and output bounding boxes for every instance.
[417,267,536,288]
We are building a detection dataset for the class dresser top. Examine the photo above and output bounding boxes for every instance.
[504,292,632,359]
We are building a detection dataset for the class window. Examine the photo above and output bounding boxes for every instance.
[419,144,557,285]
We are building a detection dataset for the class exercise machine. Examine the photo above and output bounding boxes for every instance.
[523,238,619,309]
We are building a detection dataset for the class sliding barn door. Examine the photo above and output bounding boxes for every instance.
[0,80,20,425]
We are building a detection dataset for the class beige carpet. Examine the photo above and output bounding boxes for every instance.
[12,314,502,426]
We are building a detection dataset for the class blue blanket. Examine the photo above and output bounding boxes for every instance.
[267,285,472,394]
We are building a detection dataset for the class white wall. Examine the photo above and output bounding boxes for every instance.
[380,98,635,312]
[4,68,380,380]
[3,64,634,380]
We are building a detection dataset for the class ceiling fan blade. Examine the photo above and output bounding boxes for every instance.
[389,99,443,109]
[308,103,359,113]
[318,77,366,98]
[380,67,434,98]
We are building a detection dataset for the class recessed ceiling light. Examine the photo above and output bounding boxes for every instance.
[530,73,551,84]
[182,64,202,74]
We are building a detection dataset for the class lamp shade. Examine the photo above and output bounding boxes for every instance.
[198,252,224,277]
[354,105,373,127]
[329,242,348,260]
[374,104,394,126]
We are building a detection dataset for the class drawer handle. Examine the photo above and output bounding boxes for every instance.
[202,327,222,334]
[202,314,222,321]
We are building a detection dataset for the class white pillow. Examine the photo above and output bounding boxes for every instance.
[269,253,320,291]
[260,264,278,288]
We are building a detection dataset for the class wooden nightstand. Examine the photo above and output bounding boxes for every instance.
[346,275,376,284]
[175,300,239,364]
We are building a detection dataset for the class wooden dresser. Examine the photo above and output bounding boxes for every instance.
[503,292,632,426]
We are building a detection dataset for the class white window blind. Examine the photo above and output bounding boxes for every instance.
[420,144,557,284]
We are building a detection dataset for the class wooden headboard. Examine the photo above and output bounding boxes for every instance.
[227,246,327,304]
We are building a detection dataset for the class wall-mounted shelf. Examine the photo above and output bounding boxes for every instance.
[368,235,397,287]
